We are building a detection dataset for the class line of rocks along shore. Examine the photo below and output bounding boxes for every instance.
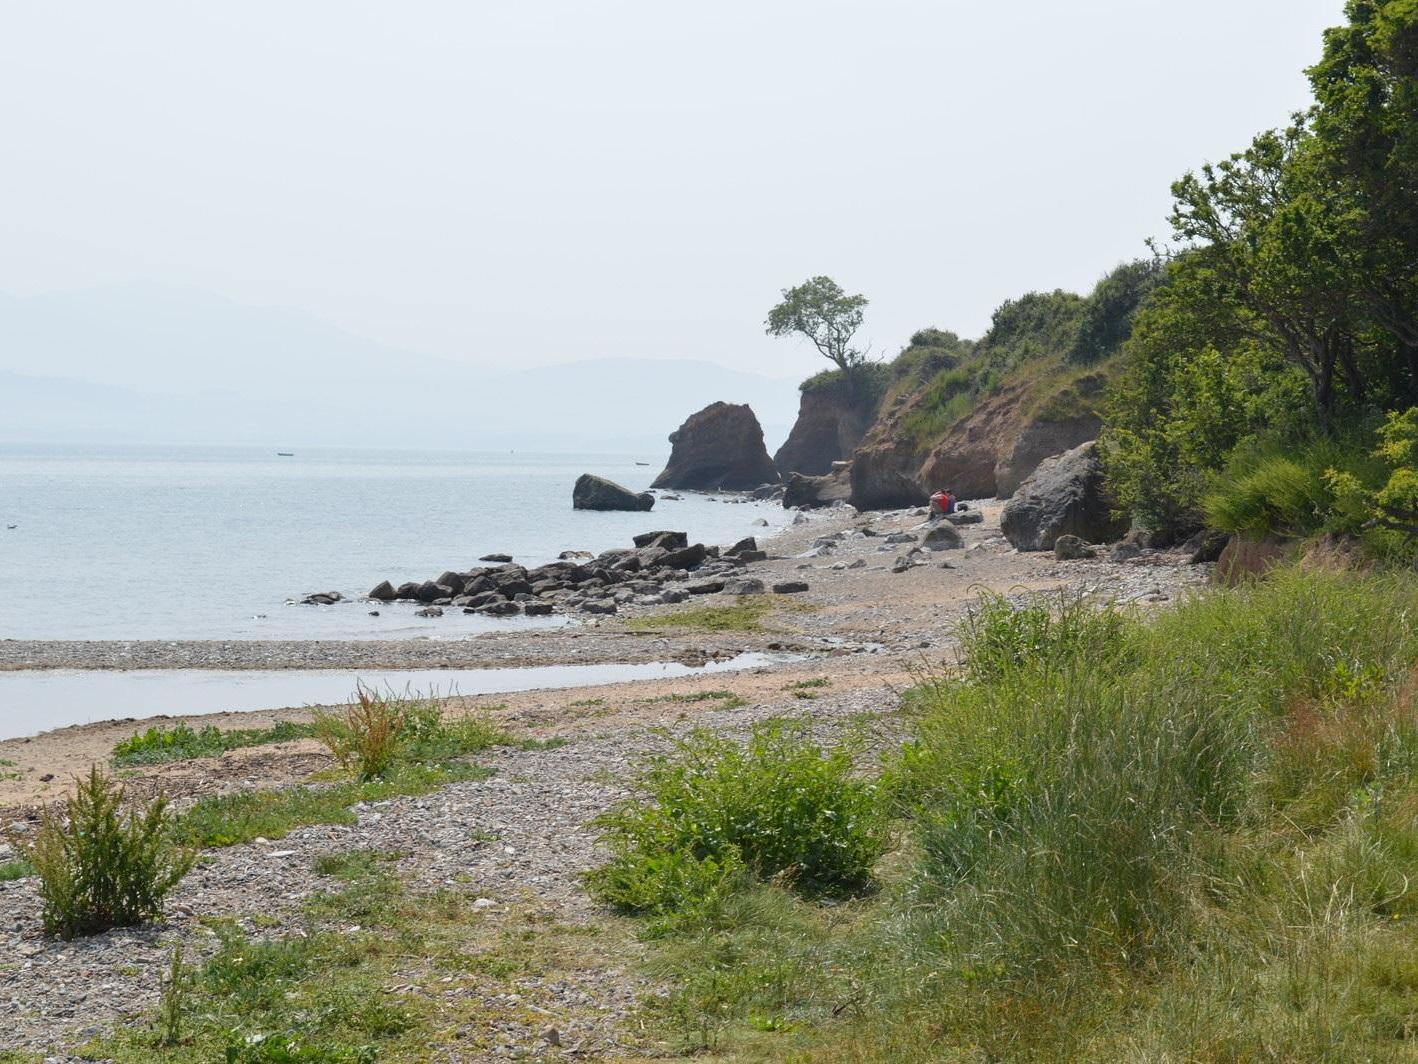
[323,527,812,622]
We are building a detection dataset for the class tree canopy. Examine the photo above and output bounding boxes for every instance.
[765,276,869,377]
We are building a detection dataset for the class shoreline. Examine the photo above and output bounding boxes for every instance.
[0,502,1211,811]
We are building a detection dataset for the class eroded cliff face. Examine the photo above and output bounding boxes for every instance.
[773,383,875,477]
[848,379,1108,509]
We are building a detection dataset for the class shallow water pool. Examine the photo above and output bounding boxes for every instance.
[0,653,794,740]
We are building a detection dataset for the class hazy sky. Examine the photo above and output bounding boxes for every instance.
[1,1,1344,380]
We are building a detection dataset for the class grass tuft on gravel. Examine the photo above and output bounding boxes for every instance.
[173,761,493,848]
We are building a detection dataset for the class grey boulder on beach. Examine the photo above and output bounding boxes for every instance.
[572,473,655,512]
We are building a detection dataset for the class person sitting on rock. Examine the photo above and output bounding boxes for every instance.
[929,489,956,518]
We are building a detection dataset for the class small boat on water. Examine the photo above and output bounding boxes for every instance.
[277,452,294,457]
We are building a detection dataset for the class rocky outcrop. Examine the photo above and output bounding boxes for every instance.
[774,381,876,477]
[651,402,780,491]
[783,467,853,509]
[1000,441,1128,551]
[572,474,654,512]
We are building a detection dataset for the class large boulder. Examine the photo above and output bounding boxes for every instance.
[783,467,853,509]
[573,474,654,512]
[1000,441,1128,551]
[651,402,780,491]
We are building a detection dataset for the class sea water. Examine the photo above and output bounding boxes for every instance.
[0,443,792,641]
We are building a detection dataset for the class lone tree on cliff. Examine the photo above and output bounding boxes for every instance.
[765,276,869,380]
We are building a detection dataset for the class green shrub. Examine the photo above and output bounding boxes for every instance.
[112,720,314,766]
[23,766,194,940]
[588,720,889,921]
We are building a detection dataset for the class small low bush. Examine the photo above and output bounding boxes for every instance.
[23,766,194,940]
[112,720,314,766]
[588,719,889,925]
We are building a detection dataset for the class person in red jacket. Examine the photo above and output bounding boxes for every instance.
[929,489,956,517]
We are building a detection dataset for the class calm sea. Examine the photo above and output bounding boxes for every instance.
[0,443,792,641]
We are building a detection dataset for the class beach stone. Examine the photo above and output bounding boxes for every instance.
[394,581,421,600]
[414,606,443,618]
[945,511,983,525]
[436,571,466,593]
[476,600,520,616]
[687,580,725,595]
[579,600,617,615]
[633,530,688,549]
[659,543,709,570]
[726,536,758,556]
[1053,534,1097,560]
[367,580,396,601]
[921,523,964,551]
[300,591,342,605]
[723,577,765,595]
[772,580,809,594]
[415,580,453,603]
[479,553,513,563]
[573,473,654,512]
[736,549,768,562]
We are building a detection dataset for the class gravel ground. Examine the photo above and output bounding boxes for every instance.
[0,687,903,1060]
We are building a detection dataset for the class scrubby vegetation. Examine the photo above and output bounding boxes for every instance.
[605,569,1418,1060]
[91,850,623,1063]
[22,767,194,940]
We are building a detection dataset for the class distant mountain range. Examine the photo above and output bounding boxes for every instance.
[0,284,801,453]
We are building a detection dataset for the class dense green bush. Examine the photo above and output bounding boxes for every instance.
[587,720,889,925]
[24,766,194,939]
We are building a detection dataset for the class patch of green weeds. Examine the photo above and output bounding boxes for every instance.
[173,761,492,848]
[112,721,315,767]
[0,859,34,882]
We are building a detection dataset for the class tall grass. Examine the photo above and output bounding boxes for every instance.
[614,570,1418,1060]
[839,568,1418,1060]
